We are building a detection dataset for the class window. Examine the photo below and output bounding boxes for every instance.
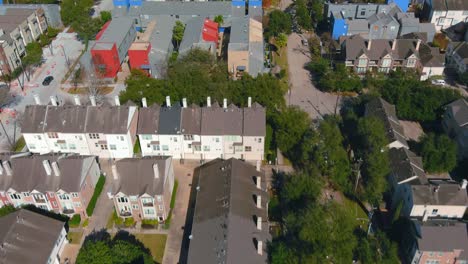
[215,138,220,143]
[390,26,396,31]
[152,145,160,151]
[53,201,58,207]
[101,144,108,150]
[142,135,152,140]
[36,135,42,140]
[203,146,210,151]
[258,138,262,143]
[184,135,194,140]
[69,144,76,150]
[59,194,70,200]
[119,136,124,141]
[48,132,58,138]
[71,193,79,198]
[360,10,365,16]
[130,196,138,201]
[144,208,155,215]
[89,133,100,139]
[245,146,252,152]
[438,18,445,26]
[463,11,468,16]
[162,145,169,151]
[358,58,367,66]
[188,144,192,149]
[381,59,391,67]
[10,193,21,199]
[117,197,129,203]
[425,260,440,264]
[28,144,36,150]
[49,193,54,197]
[73,202,81,207]
[110,145,117,150]
[407,58,416,67]
[194,145,201,151]
[432,209,438,215]
[132,204,139,210]
[173,137,178,142]
[22,192,29,197]
[357,67,367,73]
[76,136,82,140]
[159,205,163,211]
[157,196,162,202]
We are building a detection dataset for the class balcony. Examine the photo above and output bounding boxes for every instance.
[142,201,154,207]
[33,197,47,204]
[63,208,75,215]
[119,210,132,217]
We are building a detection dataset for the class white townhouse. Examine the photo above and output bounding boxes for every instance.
[137,96,266,161]
[110,156,175,221]
[425,0,468,31]
[21,96,138,158]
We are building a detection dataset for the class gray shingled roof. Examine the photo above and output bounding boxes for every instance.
[201,104,243,136]
[432,0,468,10]
[188,158,270,264]
[84,105,135,134]
[446,99,468,127]
[412,184,468,206]
[179,17,204,55]
[419,43,445,67]
[181,104,201,135]
[343,35,420,61]
[0,209,65,264]
[0,153,95,193]
[97,17,134,46]
[243,103,266,137]
[366,98,409,148]
[21,105,47,134]
[43,105,88,133]
[158,104,182,135]
[113,156,171,196]
[137,104,161,135]
[0,8,36,33]
[417,224,468,258]
[389,148,426,185]
[127,1,232,17]
[453,42,468,64]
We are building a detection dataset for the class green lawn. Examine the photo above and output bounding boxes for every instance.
[12,137,26,152]
[67,231,84,244]
[86,175,105,216]
[342,197,369,228]
[134,234,167,263]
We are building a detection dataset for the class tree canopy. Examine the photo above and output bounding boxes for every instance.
[172,21,185,49]
[266,10,292,38]
[61,0,105,42]
[22,42,43,67]
[420,133,457,173]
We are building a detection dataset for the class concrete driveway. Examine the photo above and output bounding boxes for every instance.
[162,160,197,264]
[286,33,340,120]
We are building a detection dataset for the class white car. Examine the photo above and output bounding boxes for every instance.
[431,79,446,86]
[301,39,308,46]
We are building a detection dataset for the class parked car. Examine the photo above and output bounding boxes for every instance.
[42,76,54,86]
[431,79,446,86]
[301,39,308,46]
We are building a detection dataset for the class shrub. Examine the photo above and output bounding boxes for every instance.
[82,218,89,227]
[0,205,17,217]
[141,219,159,228]
[69,214,81,227]
[124,217,135,227]
[86,175,106,216]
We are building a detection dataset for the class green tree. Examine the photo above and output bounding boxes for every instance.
[295,0,312,30]
[357,116,389,204]
[0,205,16,217]
[272,107,310,155]
[76,240,112,264]
[276,33,288,49]
[172,21,185,49]
[420,133,457,173]
[22,42,43,81]
[213,15,224,25]
[111,240,153,264]
[266,10,292,37]
[100,11,112,23]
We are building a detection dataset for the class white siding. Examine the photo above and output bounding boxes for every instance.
[106,133,133,158]
[410,204,467,219]
[23,133,49,153]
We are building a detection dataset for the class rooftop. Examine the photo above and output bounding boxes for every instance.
[126,1,232,17]
[0,8,36,33]
[95,17,134,47]
[0,209,65,264]
[113,156,172,196]
[389,148,426,185]
[446,99,468,127]
[417,223,468,259]
[187,158,270,264]
[411,183,468,206]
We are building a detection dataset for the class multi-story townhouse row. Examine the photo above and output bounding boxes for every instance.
[0,7,49,76]
[443,98,468,158]
[21,96,138,158]
[138,97,265,161]
[423,0,468,31]
[186,158,270,263]
[0,209,68,264]
[0,152,101,218]
[111,156,174,221]
[387,147,468,220]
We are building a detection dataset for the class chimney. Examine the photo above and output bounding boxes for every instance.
[42,160,52,176]
[114,95,120,106]
[392,39,397,50]
[223,98,227,108]
[111,164,118,180]
[256,195,261,208]
[74,95,81,106]
[89,95,96,106]
[153,163,159,179]
[367,40,372,50]
[2,161,12,176]
[257,240,263,255]
[461,179,468,189]
[51,161,60,177]
[248,97,252,107]
[33,94,41,105]
[257,216,262,230]
[142,97,147,108]
[0,162,3,175]
[50,95,58,106]
[416,39,421,51]
[166,96,171,107]
[182,98,187,108]
[207,96,211,107]
[256,176,261,189]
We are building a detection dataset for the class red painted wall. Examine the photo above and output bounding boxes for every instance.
[91,43,120,78]
[128,44,151,70]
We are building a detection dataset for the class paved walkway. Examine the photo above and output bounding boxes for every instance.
[162,160,197,264]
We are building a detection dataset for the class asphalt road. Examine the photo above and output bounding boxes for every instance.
[286,33,341,120]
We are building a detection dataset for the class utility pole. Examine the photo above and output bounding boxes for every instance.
[61,45,70,66]
[0,120,12,148]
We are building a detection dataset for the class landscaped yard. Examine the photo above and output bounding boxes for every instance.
[67,231,84,244]
[342,196,369,228]
[134,234,167,263]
